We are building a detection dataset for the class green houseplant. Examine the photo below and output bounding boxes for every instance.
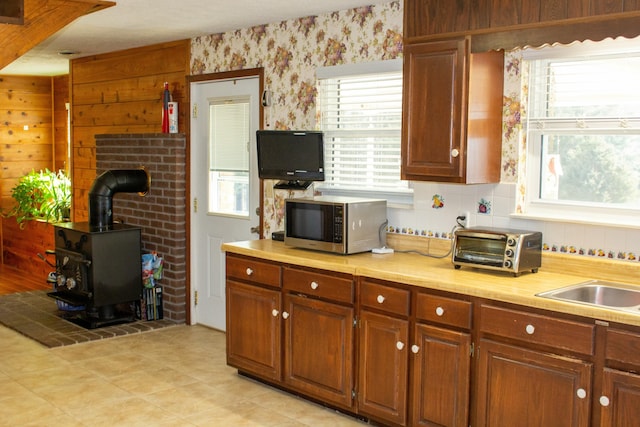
[3,169,71,227]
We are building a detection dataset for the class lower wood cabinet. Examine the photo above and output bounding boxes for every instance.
[225,253,640,427]
[411,323,470,427]
[357,278,472,427]
[358,310,409,426]
[283,293,354,409]
[226,280,282,381]
[475,339,592,427]
[600,368,640,426]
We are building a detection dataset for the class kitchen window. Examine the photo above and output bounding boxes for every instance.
[521,38,640,227]
[316,60,412,205]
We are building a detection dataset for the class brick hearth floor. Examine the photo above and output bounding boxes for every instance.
[0,290,177,347]
[0,324,365,426]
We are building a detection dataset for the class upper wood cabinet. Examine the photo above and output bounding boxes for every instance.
[405,0,640,41]
[405,0,640,53]
[401,38,503,183]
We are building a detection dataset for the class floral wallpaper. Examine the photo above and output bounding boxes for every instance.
[189,1,638,262]
[191,2,404,237]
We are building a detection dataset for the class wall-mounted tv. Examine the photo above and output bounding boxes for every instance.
[256,130,325,190]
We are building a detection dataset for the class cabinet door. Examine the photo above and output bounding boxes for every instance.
[402,39,466,181]
[226,280,281,381]
[475,339,592,427]
[358,310,409,426]
[600,368,640,427]
[283,294,354,410]
[411,323,471,427]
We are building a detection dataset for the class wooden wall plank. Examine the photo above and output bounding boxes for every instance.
[69,39,190,221]
[0,75,54,218]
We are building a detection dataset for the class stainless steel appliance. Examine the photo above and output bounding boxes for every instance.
[452,227,542,276]
[285,195,387,255]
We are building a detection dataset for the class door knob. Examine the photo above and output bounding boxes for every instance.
[250,226,260,234]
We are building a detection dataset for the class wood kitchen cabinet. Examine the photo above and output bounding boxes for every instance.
[282,266,355,410]
[401,38,503,183]
[411,292,472,426]
[225,255,282,381]
[404,0,640,41]
[226,256,356,411]
[358,279,411,426]
[475,304,595,427]
[357,278,472,427]
[600,327,640,426]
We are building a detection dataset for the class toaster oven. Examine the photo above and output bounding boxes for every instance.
[452,227,542,276]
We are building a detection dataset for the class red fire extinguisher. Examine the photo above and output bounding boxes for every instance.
[161,82,170,133]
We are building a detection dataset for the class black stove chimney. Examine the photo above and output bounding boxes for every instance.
[88,169,150,229]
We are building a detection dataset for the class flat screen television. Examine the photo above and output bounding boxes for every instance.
[256,130,325,189]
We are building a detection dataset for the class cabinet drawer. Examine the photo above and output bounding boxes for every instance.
[606,328,640,366]
[226,255,281,288]
[480,305,595,355]
[283,267,353,304]
[415,293,471,329]
[359,279,410,316]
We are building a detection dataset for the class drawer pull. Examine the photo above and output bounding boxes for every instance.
[435,306,444,316]
[282,311,289,319]
[376,295,385,304]
[271,309,279,317]
[310,281,319,290]
[411,344,420,354]
[525,324,535,335]
[245,267,253,276]
[396,341,405,351]
[576,388,587,399]
[599,395,610,407]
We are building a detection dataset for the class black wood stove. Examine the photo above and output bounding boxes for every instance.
[48,169,150,328]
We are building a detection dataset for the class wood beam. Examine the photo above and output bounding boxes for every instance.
[0,0,114,70]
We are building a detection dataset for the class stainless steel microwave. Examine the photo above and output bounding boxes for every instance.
[452,227,542,276]
[284,196,387,255]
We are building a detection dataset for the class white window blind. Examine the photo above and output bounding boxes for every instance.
[209,98,250,172]
[317,67,411,204]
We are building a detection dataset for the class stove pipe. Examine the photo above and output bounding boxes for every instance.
[88,169,150,229]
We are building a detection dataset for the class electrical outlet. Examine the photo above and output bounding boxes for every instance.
[458,211,470,228]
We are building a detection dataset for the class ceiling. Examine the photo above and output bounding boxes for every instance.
[1,0,390,76]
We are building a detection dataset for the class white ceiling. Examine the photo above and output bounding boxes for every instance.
[1,0,390,76]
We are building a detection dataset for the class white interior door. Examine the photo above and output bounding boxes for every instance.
[190,76,260,330]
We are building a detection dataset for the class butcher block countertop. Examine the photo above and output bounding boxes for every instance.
[222,238,640,327]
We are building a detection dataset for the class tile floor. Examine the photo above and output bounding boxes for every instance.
[0,324,366,426]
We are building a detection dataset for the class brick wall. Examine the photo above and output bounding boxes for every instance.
[95,133,186,323]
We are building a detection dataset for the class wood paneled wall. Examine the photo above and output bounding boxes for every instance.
[69,39,190,221]
[53,75,69,173]
[0,75,53,211]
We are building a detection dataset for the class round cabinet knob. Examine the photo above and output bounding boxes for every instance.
[451,148,460,158]
[245,267,253,276]
[376,295,385,304]
[396,341,405,351]
[271,309,279,317]
[525,324,535,335]
[310,281,319,290]
[576,388,587,399]
[282,311,289,319]
[599,395,610,407]
[435,306,445,317]
[411,344,420,354]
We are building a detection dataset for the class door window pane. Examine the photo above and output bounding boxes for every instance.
[208,97,250,216]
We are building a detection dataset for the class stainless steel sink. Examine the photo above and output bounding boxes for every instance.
[537,280,640,314]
